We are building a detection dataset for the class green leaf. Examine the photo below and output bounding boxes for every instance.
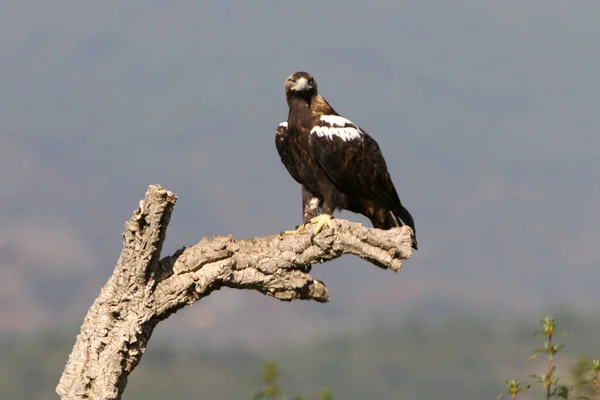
[319,387,333,400]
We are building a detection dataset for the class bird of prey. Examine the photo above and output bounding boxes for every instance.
[275,71,417,249]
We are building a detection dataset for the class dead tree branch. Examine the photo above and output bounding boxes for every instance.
[56,184,414,399]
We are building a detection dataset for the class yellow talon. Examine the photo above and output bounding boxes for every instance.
[282,224,309,235]
[309,214,334,235]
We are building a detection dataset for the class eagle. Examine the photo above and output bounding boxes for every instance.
[275,71,418,249]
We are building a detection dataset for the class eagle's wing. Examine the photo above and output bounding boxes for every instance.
[276,121,322,224]
[275,122,302,184]
[310,115,415,231]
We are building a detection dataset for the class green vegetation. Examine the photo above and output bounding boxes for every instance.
[254,361,332,400]
[498,317,599,399]
[2,311,598,399]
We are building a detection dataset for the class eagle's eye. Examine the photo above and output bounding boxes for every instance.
[289,78,297,83]
[308,78,314,84]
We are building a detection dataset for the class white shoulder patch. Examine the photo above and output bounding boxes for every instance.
[310,115,363,142]
[276,121,288,134]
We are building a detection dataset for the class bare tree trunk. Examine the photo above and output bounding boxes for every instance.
[56,185,414,399]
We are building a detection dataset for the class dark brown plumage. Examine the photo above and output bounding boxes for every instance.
[275,122,322,222]
[275,71,417,249]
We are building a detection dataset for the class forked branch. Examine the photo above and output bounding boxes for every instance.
[56,184,414,399]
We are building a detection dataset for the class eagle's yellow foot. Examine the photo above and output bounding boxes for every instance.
[309,214,334,235]
[282,224,309,235]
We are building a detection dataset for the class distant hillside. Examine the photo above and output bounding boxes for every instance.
[1,0,600,339]
[3,311,599,399]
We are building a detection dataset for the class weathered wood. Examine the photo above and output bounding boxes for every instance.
[56,184,414,399]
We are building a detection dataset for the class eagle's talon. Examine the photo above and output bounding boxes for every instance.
[309,214,334,235]
[282,224,309,235]
[298,264,312,273]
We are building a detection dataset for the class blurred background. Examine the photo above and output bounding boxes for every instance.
[1,1,599,398]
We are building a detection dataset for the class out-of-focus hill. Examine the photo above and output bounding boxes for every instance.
[2,312,598,399]
[1,1,599,337]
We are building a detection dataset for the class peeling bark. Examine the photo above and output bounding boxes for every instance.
[56,184,414,399]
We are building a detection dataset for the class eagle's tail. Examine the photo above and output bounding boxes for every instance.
[371,207,418,250]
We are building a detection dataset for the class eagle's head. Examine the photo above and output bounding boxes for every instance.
[284,71,317,96]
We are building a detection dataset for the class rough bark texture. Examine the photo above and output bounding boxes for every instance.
[56,184,414,399]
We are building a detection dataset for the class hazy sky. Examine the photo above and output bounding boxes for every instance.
[1,0,599,336]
